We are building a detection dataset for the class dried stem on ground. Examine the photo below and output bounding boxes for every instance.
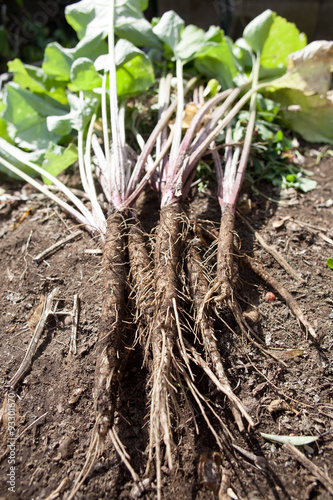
[33,230,83,263]
[8,288,59,389]
[283,442,333,495]
[236,210,305,283]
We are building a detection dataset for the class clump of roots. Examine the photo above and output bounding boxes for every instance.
[69,203,317,499]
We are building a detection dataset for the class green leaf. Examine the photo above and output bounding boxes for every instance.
[243,9,275,54]
[95,39,145,71]
[43,35,108,80]
[283,171,317,192]
[42,143,78,184]
[269,88,333,144]
[205,25,224,44]
[47,93,99,134]
[7,58,68,104]
[65,0,160,48]
[70,58,102,91]
[256,94,280,122]
[174,25,207,61]
[94,40,154,97]
[194,38,239,89]
[8,59,47,93]
[327,258,333,269]
[116,53,155,98]
[260,16,307,72]
[42,42,74,81]
[261,432,319,446]
[153,10,184,53]
[2,83,67,150]
[0,101,13,144]
[74,32,108,61]
[203,79,221,98]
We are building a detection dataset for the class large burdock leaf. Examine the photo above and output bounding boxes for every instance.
[65,0,160,48]
[7,59,68,104]
[47,93,99,135]
[260,15,307,75]
[153,10,184,53]
[94,40,155,98]
[42,42,74,81]
[268,88,333,144]
[194,37,239,89]
[268,41,333,95]
[2,83,66,150]
[116,53,155,98]
[265,41,333,143]
[70,58,103,91]
[42,143,78,185]
[236,11,306,79]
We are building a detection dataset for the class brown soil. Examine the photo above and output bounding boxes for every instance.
[0,153,332,500]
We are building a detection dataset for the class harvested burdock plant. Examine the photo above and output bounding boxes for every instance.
[0,2,331,499]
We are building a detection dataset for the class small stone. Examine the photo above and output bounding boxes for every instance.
[58,436,75,460]
[130,480,148,499]
[243,306,259,323]
[64,315,72,326]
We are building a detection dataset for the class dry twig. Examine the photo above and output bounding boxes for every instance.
[69,294,79,355]
[283,442,333,496]
[8,288,59,388]
[44,478,69,500]
[237,211,304,283]
[33,230,82,262]
[243,255,317,339]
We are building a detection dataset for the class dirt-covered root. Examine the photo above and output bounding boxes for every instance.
[197,210,274,366]
[147,202,183,494]
[94,210,127,438]
[186,240,254,431]
[69,214,155,500]
[216,206,237,300]
[128,222,154,355]
[198,206,241,322]
[68,211,130,499]
[199,207,238,315]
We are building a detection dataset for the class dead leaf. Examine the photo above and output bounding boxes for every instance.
[198,451,221,494]
[68,387,84,405]
[182,103,200,129]
[243,306,259,323]
[267,398,299,415]
[237,198,253,215]
[28,294,45,331]
[272,216,291,229]
[267,348,303,361]
[181,102,210,130]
